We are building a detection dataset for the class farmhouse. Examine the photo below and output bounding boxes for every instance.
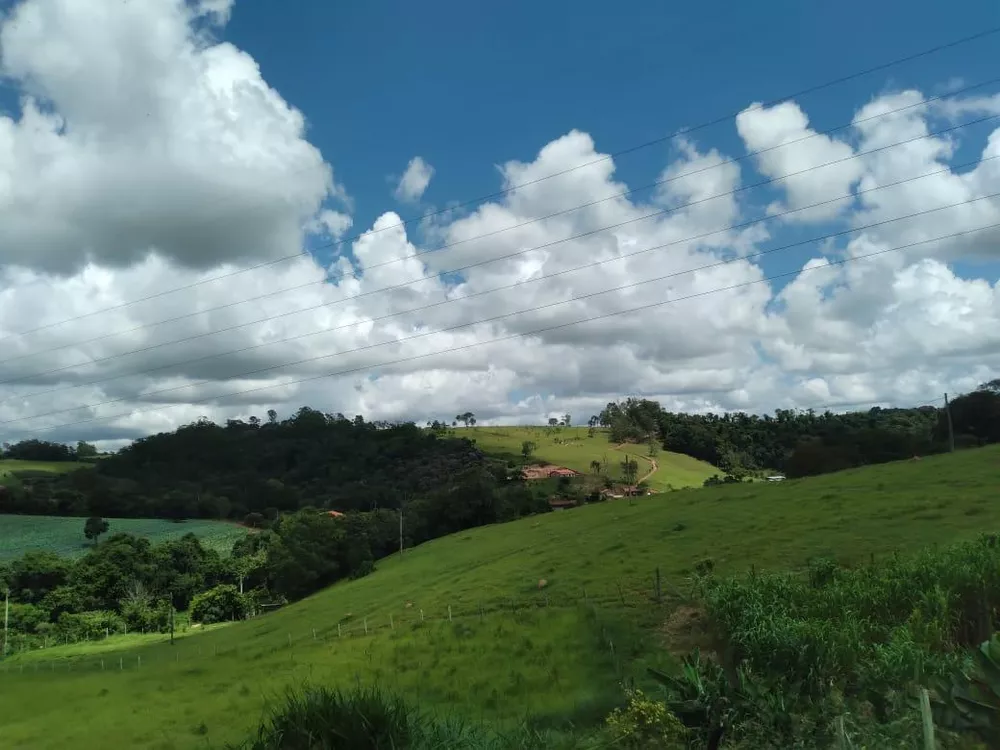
[547,468,579,478]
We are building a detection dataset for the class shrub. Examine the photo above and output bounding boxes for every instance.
[229,684,592,749]
[605,687,686,748]
[190,584,247,624]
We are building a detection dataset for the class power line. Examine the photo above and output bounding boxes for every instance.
[3,179,996,409]
[1,30,997,345]
[7,221,998,438]
[2,112,994,374]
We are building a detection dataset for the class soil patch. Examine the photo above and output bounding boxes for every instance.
[660,604,721,660]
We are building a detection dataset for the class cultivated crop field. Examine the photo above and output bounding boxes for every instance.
[2,446,999,748]
[0,515,248,561]
[0,459,91,474]
[465,425,718,490]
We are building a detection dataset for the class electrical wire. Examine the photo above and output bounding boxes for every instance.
[2,111,995,374]
[2,175,996,407]
[6,221,997,437]
[1,28,997,344]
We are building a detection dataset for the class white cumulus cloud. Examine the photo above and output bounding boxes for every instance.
[394,156,434,203]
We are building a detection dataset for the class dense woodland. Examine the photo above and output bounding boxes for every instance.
[0,504,444,648]
[0,408,522,521]
[598,380,1000,479]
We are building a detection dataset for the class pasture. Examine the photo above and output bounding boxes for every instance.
[0,515,248,562]
[464,425,717,490]
[1,445,999,748]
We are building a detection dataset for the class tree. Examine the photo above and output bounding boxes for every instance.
[190,584,247,624]
[83,516,109,546]
[455,412,476,427]
[621,457,639,486]
[75,441,98,459]
[520,441,537,461]
[590,460,602,474]
[563,414,572,427]
[588,415,599,428]
[266,409,278,424]
[548,418,559,428]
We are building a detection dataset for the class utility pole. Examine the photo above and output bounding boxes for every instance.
[169,603,175,646]
[3,588,9,658]
[944,392,955,452]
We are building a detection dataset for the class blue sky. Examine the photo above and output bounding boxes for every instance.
[1,0,1000,439]
[219,0,1000,274]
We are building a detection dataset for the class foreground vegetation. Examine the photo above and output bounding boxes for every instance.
[2,446,999,747]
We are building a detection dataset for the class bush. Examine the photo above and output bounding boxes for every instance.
[605,687,686,748]
[229,684,597,749]
[190,584,247,624]
[121,598,171,633]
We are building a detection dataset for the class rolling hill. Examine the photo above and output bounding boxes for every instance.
[464,425,718,489]
[1,446,998,748]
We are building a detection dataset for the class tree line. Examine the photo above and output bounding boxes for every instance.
[597,380,1000,479]
[1,470,550,650]
[0,408,505,521]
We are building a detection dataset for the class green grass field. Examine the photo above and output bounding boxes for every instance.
[2,446,999,748]
[465,425,718,490]
[0,515,249,562]
[0,459,91,475]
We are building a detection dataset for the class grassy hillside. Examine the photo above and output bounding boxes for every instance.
[0,515,248,562]
[1,446,999,748]
[0,459,90,474]
[466,425,717,489]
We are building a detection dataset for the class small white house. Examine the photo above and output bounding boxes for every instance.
[765,475,786,482]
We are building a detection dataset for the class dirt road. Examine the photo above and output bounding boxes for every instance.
[611,442,658,484]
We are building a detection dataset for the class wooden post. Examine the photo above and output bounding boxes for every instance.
[420,609,424,622]
[3,588,9,659]
[119,657,123,671]
[655,566,662,603]
[312,628,317,640]
[448,605,452,622]
[338,623,342,637]
[920,688,936,750]
[287,633,292,647]
[835,716,848,750]
[364,618,368,635]
[944,393,955,452]
[389,614,394,630]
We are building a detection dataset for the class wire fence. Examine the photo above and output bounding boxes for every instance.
[0,573,681,678]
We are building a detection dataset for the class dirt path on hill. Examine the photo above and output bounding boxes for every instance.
[611,442,658,484]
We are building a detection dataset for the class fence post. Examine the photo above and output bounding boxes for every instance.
[338,623,342,638]
[364,618,368,635]
[655,566,662,603]
[835,716,848,750]
[920,688,935,750]
[420,609,424,622]
[448,605,452,622]
[119,657,123,671]
[389,614,394,630]
[101,659,105,671]
[287,634,292,648]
